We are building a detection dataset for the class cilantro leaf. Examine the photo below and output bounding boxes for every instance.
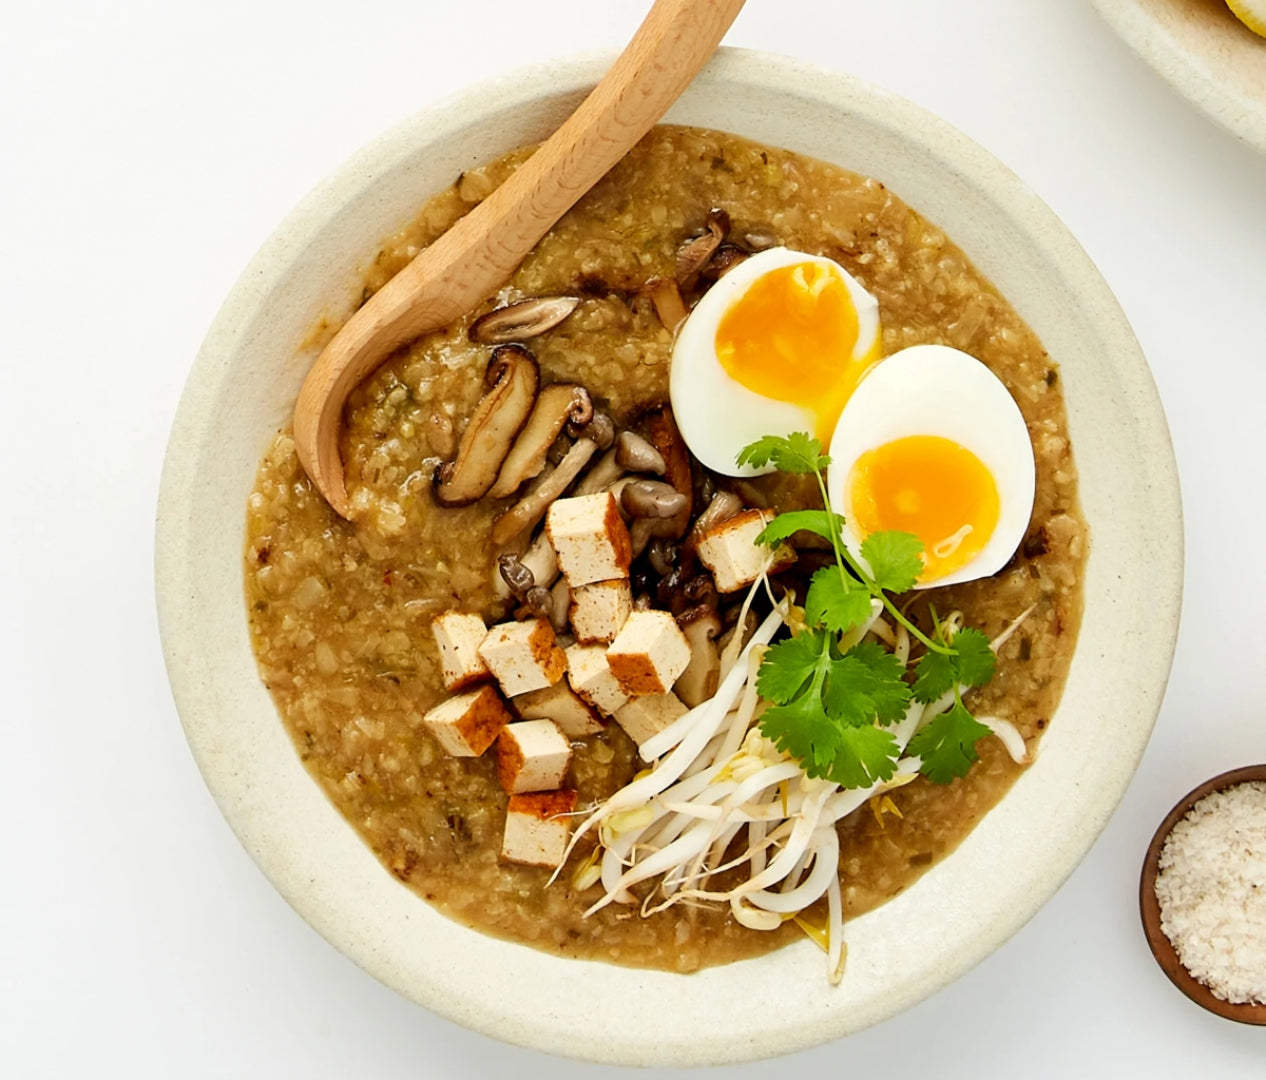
[755,631,827,705]
[859,531,924,593]
[804,567,874,635]
[819,647,911,729]
[736,432,830,475]
[756,509,839,548]
[844,641,913,724]
[907,700,992,784]
[948,628,996,688]
[760,696,899,788]
[912,648,956,704]
[823,725,900,788]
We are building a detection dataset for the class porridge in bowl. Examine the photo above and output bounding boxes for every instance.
[244,126,1085,974]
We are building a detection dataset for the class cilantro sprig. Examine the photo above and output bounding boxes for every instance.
[738,433,999,787]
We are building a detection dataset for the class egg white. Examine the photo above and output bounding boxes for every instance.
[669,247,881,476]
[826,344,1036,589]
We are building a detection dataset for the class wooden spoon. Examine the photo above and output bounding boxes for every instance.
[294,0,748,517]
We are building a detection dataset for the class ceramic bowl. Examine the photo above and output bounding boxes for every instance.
[1088,0,1266,152]
[155,48,1182,1066]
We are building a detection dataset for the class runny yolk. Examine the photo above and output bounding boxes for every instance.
[715,261,879,443]
[848,435,1000,583]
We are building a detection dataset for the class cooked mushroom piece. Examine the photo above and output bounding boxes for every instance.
[468,296,580,344]
[433,345,539,507]
[516,585,554,622]
[493,531,559,600]
[572,448,623,497]
[675,605,722,708]
[641,276,689,334]
[700,243,749,285]
[488,384,592,499]
[498,553,536,599]
[548,577,571,633]
[691,489,744,538]
[621,480,689,520]
[490,433,602,546]
[638,406,694,540]
[675,208,731,292]
[743,225,779,251]
[614,431,666,475]
[569,409,615,450]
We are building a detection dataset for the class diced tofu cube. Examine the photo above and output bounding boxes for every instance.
[512,680,603,737]
[606,610,692,696]
[568,578,632,644]
[478,617,567,697]
[497,719,573,794]
[614,692,688,756]
[501,789,578,868]
[696,508,795,593]
[565,642,631,716]
[430,611,491,691]
[545,492,632,587]
[420,684,510,757]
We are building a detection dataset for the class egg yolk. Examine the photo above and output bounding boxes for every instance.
[848,435,1000,583]
[715,261,879,443]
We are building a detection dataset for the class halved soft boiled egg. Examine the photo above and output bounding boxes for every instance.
[670,247,882,476]
[826,344,1036,589]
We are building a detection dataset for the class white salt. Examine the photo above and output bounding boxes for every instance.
[1154,780,1266,1005]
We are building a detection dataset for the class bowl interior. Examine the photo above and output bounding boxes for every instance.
[156,48,1182,1066]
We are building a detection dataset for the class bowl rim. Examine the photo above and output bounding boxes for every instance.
[1139,765,1266,1024]
[156,46,1184,1065]
[1086,0,1266,153]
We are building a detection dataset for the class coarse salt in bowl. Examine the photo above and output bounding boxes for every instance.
[155,48,1182,1065]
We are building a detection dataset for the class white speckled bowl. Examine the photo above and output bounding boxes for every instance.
[156,49,1182,1066]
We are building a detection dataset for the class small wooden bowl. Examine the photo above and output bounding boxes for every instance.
[1140,764,1266,1025]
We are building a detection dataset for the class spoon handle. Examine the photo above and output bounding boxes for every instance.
[295,0,747,516]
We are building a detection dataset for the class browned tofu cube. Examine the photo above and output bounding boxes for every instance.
[545,492,632,587]
[606,610,692,696]
[568,579,632,644]
[614,692,689,756]
[512,680,603,737]
[501,789,578,868]
[696,508,795,593]
[497,719,572,794]
[430,611,491,691]
[565,642,631,716]
[420,684,511,757]
[478,617,567,697]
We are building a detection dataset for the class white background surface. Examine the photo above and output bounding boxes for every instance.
[2,0,1264,1075]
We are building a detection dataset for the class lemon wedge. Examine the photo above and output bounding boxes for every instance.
[1227,0,1266,38]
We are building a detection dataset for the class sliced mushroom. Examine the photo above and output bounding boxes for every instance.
[572,448,623,497]
[614,431,666,475]
[493,531,559,600]
[569,409,615,449]
[642,276,689,334]
[691,489,744,538]
[638,406,694,541]
[675,208,731,293]
[515,585,554,622]
[700,243,749,285]
[675,605,722,707]
[433,345,538,507]
[490,435,600,546]
[468,296,580,344]
[548,577,572,633]
[621,479,689,520]
[497,553,536,599]
[487,384,592,499]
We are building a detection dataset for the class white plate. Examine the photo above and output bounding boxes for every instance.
[1088,0,1266,151]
